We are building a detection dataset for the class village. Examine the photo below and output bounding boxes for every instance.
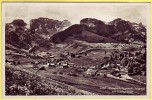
[5,44,146,88]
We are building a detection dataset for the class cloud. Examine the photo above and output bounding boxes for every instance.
[3,3,149,25]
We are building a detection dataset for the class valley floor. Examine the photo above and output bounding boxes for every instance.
[5,63,146,95]
[5,43,146,95]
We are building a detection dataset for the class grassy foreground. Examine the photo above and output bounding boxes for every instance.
[5,66,94,95]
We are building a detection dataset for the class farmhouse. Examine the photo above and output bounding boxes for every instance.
[49,63,56,68]
[59,61,70,68]
[5,59,19,65]
[85,68,98,77]
[47,55,65,63]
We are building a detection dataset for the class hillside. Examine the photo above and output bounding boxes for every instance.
[5,20,32,50]
[6,66,94,95]
[30,17,71,35]
[5,18,146,53]
[5,18,71,50]
[50,18,146,44]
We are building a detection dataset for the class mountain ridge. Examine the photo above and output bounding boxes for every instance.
[50,18,146,44]
[5,17,146,52]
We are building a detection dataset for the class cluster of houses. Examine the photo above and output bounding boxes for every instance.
[30,54,76,70]
[99,50,146,76]
[6,47,146,80]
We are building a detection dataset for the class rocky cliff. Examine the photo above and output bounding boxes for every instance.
[51,18,146,44]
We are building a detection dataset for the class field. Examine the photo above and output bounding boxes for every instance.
[5,64,146,95]
[6,66,94,95]
[5,42,146,95]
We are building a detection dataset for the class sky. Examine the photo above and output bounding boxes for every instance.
[3,3,150,25]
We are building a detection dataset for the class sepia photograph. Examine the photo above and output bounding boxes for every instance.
[2,2,150,97]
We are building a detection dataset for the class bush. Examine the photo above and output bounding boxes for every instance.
[5,67,87,95]
[59,72,63,75]
[52,72,57,74]
[5,68,57,95]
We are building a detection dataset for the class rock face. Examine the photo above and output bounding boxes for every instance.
[80,18,106,33]
[80,18,113,37]
[5,18,146,50]
[12,19,27,27]
[30,17,71,35]
[109,18,146,43]
[50,24,116,43]
[51,18,146,44]
[5,18,71,50]
[109,18,132,32]
[5,19,31,50]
